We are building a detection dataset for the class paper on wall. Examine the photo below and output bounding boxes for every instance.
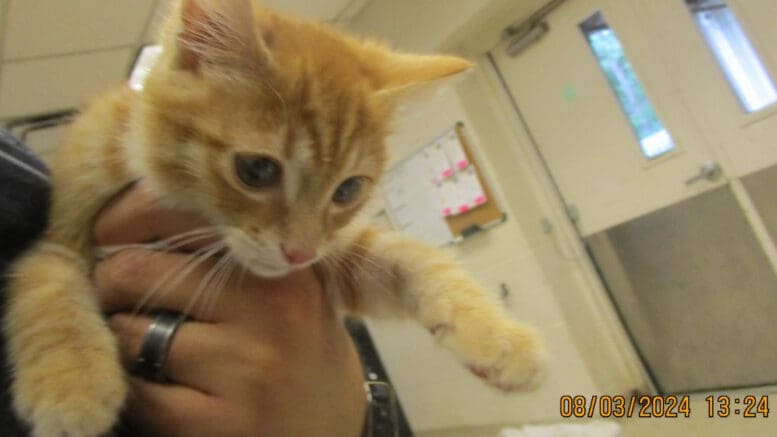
[381,151,454,246]
[441,129,470,171]
[438,178,458,217]
[458,167,487,209]
[423,143,453,185]
[436,167,487,216]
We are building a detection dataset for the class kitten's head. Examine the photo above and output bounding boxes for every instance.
[135,0,471,277]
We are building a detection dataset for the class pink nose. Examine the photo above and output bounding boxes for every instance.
[282,246,316,265]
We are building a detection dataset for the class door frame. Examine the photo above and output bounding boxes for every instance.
[462,53,656,395]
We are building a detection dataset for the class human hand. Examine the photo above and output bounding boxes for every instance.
[92,185,367,436]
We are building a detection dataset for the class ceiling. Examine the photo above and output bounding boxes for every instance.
[0,0,363,122]
[0,0,542,125]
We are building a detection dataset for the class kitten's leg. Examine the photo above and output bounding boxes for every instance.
[5,243,127,437]
[328,224,547,391]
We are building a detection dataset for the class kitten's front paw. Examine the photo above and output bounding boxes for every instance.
[437,315,548,392]
[12,344,127,437]
[465,322,548,392]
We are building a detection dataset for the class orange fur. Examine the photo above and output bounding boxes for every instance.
[4,1,544,435]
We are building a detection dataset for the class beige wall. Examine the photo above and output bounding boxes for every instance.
[347,0,648,433]
[346,0,545,55]
[365,74,602,431]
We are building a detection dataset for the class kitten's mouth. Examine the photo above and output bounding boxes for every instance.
[222,229,319,278]
[228,248,314,278]
[229,253,291,278]
[245,256,320,278]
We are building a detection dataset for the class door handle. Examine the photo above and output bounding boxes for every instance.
[685,161,722,186]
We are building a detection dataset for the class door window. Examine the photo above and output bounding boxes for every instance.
[580,12,675,159]
[686,0,777,113]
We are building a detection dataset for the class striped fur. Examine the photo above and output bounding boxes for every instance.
[4,1,545,436]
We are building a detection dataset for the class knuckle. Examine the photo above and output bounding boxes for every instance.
[96,250,148,289]
[107,314,146,359]
[108,314,137,338]
[92,262,111,291]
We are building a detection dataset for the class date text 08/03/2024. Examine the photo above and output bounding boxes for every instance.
[559,395,770,419]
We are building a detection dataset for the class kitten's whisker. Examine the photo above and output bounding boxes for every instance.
[203,259,231,318]
[150,227,222,252]
[202,254,236,320]
[154,232,221,253]
[157,226,220,242]
[133,245,222,317]
[132,242,225,316]
[182,252,232,318]
[321,253,364,292]
[346,254,393,278]
[236,257,248,290]
[326,247,397,279]
[197,253,231,318]
[172,253,224,321]
[322,251,400,303]
[145,226,219,247]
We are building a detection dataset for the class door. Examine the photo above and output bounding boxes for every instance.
[646,0,777,178]
[491,0,777,394]
[641,0,777,249]
[493,0,730,237]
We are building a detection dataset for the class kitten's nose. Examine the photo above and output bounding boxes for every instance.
[282,245,316,265]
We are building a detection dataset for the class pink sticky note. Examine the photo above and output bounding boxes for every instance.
[474,196,486,205]
[442,168,453,178]
[443,208,452,216]
[457,160,469,170]
[458,205,470,213]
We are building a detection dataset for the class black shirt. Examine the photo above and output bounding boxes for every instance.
[0,128,49,436]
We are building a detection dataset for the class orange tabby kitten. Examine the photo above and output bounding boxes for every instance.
[4,0,547,435]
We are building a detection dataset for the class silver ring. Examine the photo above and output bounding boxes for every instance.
[135,311,186,382]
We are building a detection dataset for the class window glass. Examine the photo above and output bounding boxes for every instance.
[581,12,675,159]
[686,0,777,113]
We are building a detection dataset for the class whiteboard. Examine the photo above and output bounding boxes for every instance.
[381,126,487,246]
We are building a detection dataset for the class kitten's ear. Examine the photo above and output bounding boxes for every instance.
[174,0,270,73]
[376,53,474,103]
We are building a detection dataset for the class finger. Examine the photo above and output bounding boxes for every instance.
[93,183,213,247]
[95,248,235,321]
[95,248,323,322]
[124,376,222,437]
[110,313,244,394]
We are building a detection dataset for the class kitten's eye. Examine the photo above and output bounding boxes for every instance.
[234,154,282,189]
[333,176,368,205]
